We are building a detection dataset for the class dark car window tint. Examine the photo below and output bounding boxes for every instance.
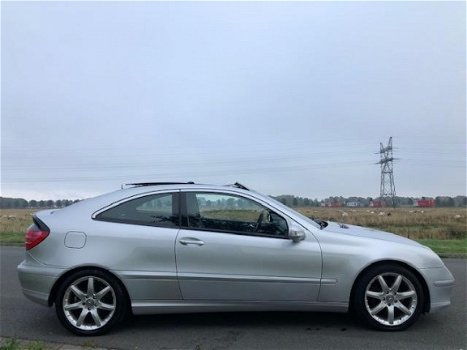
[96,193,178,228]
[186,193,288,237]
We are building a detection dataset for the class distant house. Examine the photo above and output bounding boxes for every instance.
[322,201,343,208]
[369,200,386,208]
[346,201,361,207]
[415,198,435,208]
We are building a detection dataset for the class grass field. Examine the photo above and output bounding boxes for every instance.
[1,207,465,256]
[297,207,466,239]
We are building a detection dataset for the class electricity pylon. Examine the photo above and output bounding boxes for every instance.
[377,137,397,207]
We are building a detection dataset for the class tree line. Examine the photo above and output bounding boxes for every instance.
[0,195,465,209]
[0,197,80,209]
[273,195,467,208]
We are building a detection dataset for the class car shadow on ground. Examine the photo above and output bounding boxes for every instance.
[121,311,359,332]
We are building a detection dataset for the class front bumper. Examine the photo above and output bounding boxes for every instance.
[419,265,455,312]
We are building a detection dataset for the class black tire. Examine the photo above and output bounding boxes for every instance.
[55,269,128,336]
[353,264,424,331]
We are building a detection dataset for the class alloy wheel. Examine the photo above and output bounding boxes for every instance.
[364,272,418,326]
[62,276,116,331]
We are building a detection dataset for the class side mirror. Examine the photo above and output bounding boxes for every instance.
[289,223,306,243]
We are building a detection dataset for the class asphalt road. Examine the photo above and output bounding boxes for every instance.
[1,246,465,350]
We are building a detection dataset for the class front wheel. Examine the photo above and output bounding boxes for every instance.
[55,269,127,336]
[353,264,424,331]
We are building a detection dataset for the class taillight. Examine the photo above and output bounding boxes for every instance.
[25,222,49,250]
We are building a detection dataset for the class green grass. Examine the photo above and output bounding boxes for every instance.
[0,232,24,245]
[0,339,19,350]
[416,238,467,256]
[0,339,49,350]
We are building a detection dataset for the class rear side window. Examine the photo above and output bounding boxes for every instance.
[95,193,179,228]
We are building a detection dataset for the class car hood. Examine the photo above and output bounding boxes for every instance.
[322,221,423,247]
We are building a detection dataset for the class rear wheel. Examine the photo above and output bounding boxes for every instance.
[55,269,127,336]
[353,264,424,331]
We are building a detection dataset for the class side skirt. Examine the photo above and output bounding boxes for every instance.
[131,300,349,315]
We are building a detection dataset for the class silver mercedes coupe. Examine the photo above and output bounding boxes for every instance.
[17,182,454,335]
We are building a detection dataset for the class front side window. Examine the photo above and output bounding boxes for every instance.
[185,192,288,237]
[96,193,179,228]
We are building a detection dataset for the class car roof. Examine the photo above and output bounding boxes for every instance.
[39,182,320,231]
[56,182,255,216]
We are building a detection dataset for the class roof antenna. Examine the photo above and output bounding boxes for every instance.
[233,182,249,190]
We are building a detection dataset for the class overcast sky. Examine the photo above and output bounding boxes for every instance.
[1,1,465,200]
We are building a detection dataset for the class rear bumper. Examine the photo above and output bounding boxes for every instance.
[17,260,64,306]
[419,265,455,313]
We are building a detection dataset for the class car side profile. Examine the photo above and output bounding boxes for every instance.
[18,182,454,335]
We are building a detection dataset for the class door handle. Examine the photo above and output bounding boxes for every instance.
[179,238,205,246]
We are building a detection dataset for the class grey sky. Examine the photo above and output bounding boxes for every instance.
[1,1,465,200]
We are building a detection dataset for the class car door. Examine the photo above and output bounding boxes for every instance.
[175,191,322,301]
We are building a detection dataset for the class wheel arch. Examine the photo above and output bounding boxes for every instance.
[48,265,132,313]
[349,260,431,313]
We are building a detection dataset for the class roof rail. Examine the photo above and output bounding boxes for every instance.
[122,181,195,189]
